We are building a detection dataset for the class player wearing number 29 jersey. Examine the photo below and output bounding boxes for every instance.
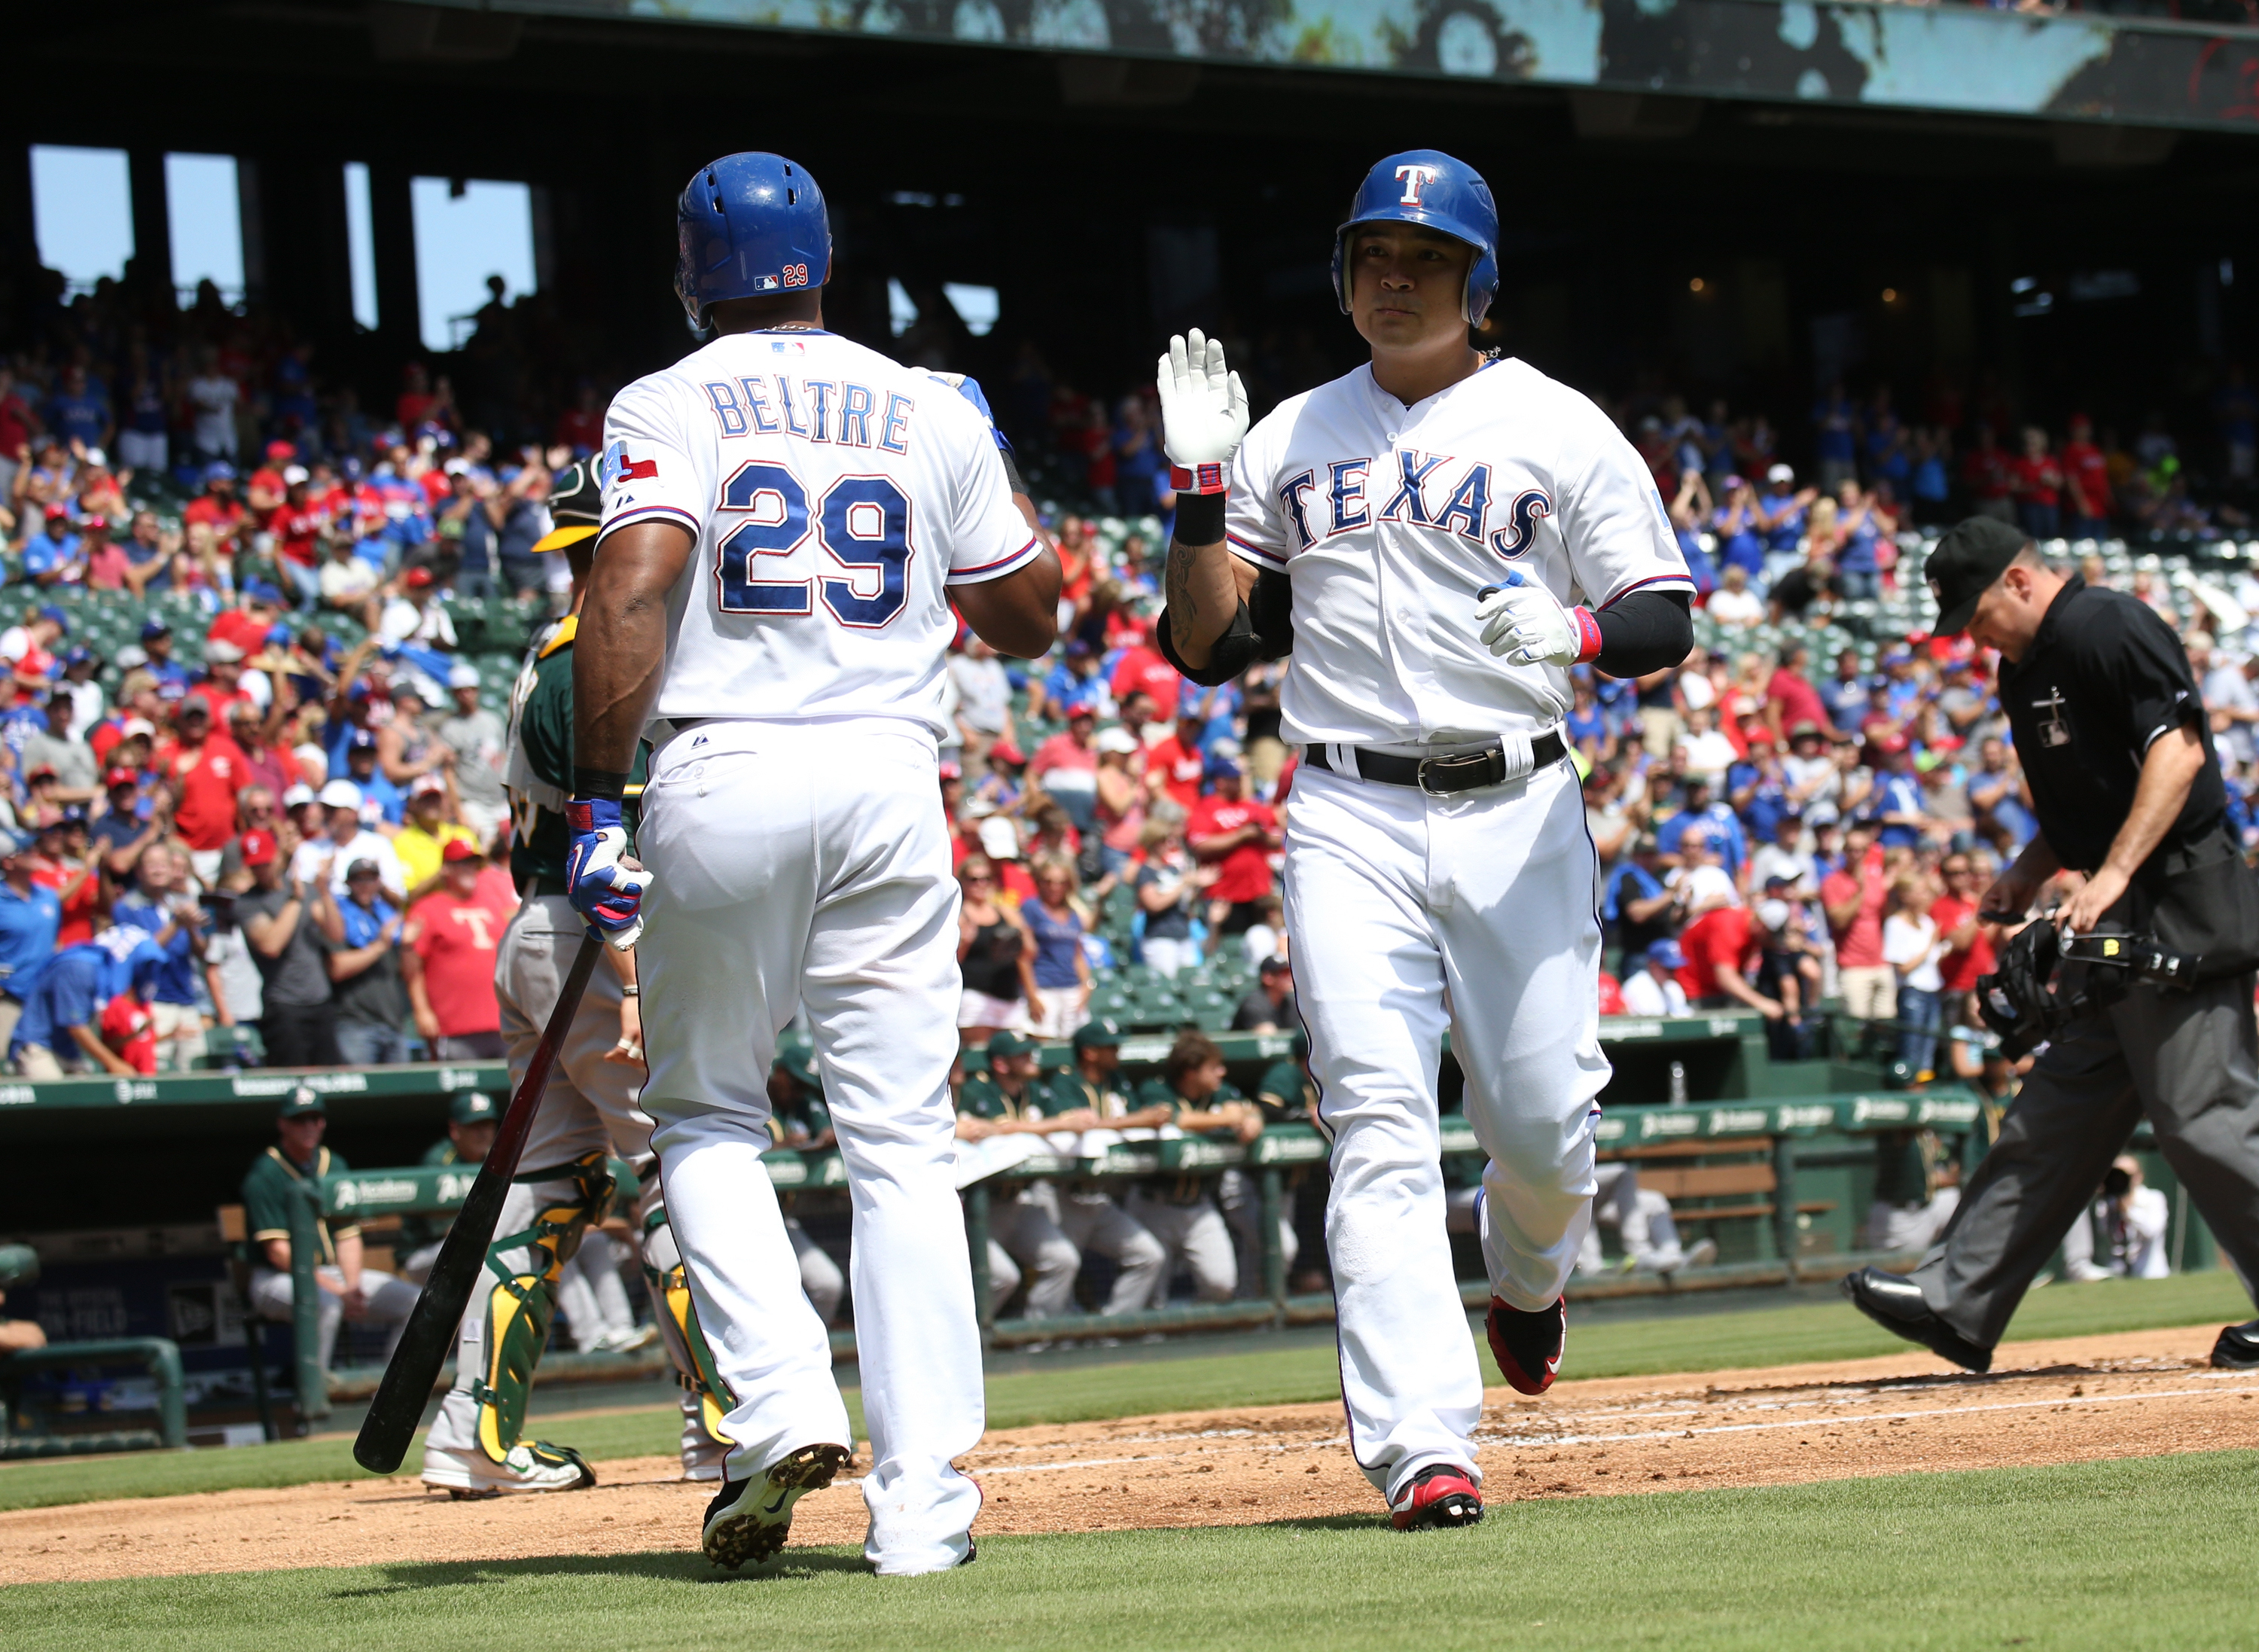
[597,332,1040,733]
[569,154,1059,1580]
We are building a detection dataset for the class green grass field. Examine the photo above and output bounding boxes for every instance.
[9,1452,2257,1651]
[0,1269,2245,1516]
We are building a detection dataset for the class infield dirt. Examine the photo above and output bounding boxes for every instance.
[5,1323,2252,1586]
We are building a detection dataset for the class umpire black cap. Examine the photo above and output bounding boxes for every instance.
[1924,517,2032,636]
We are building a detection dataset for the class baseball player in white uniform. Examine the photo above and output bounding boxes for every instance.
[564,152,1059,1577]
[1157,150,1695,1531]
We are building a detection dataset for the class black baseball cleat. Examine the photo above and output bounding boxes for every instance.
[1390,1465,1484,1531]
[1486,1296,1565,1395]
[1840,1267,1992,1373]
[701,1442,853,1569]
[2212,1318,2259,1370]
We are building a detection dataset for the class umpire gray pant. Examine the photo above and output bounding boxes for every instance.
[1911,975,2259,1349]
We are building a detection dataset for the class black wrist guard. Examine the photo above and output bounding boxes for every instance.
[572,767,630,800]
[1173,489,1227,546]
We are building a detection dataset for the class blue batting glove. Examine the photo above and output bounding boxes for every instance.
[565,796,650,950]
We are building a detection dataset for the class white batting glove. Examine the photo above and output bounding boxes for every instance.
[1155,329,1248,477]
[1474,571,1602,669]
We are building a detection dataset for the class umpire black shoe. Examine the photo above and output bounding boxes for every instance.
[701,1442,853,1569]
[1840,1267,1992,1373]
[2212,1319,2259,1370]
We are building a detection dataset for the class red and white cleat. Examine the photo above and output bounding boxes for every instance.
[1487,1295,1565,1396]
[1390,1464,1484,1531]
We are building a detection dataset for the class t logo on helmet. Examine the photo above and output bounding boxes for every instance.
[1395,164,1442,206]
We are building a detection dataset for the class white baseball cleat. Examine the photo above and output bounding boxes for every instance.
[420,1439,597,1499]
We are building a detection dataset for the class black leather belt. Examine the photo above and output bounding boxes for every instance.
[1304,730,1568,797]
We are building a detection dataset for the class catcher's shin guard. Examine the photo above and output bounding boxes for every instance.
[643,1199,736,1458]
[471,1151,616,1465]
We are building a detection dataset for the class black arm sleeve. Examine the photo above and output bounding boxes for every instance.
[1157,568,1293,688]
[1591,589,1693,680]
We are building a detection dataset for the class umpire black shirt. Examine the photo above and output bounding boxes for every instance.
[1999,574,2227,874]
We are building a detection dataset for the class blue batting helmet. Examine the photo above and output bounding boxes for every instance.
[674,152,831,334]
[1331,149,1499,327]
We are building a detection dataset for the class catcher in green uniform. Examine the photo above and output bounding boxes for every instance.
[418,462,729,1496]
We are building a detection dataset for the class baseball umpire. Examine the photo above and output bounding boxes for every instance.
[417,461,730,1495]
[1843,517,2259,1372]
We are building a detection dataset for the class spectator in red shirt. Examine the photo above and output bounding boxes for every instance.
[1108,619,1181,723]
[1184,751,1282,939]
[2012,426,2063,541]
[553,383,605,454]
[1673,902,1782,1019]
[183,463,248,551]
[156,695,249,881]
[1931,852,1995,1012]
[269,475,330,608]
[1960,424,2015,523]
[1822,821,1894,1023]
[1146,710,1209,812]
[32,814,96,948]
[402,840,517,1059]
[2060,414,2112,538]
[1764,643,1834,741]
[245,440,295,517]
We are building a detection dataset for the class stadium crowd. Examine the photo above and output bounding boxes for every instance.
[3,273,2258,1128]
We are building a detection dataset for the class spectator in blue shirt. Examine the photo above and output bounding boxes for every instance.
[1753,464,1816,581]
[1811,383,1858,489]
[1657,777,1748,877]
[1605,835,1684,977]
[341,730,405,825]
[1818,648,1869,731]
[12,926,162,1078]
[1866,736,1930,850]
[0,831,61,1047]
[108,843,210,1071]
[43,365,112,453]
[20,507,82,587]
[137,619,195,697]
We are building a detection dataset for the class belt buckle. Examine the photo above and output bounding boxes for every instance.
[1417,753,1474,797]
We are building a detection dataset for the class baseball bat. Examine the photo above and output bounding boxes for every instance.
[352,930,605,1474]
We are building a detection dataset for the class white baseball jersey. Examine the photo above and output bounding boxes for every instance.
[1223,357,1693,747]
[596,330,1040,739]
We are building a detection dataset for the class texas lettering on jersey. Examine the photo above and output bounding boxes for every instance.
[1259,450,1553,560]
[596,331,1039,739]
[1224,355,1692,748]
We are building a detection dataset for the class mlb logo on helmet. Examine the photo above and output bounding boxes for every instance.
[673,152,832,335]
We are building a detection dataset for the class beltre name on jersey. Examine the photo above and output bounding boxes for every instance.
[599,331,1040,736]
[1224,357,1692,747]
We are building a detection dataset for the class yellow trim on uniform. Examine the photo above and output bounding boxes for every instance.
[535,614,578,660]
[529,523,599,554]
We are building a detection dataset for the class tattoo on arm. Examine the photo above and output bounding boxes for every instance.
[1166,539,1198,632]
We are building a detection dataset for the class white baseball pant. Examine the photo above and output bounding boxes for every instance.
[638,716,982,1577]
[428,898,712,1465]
[1285,756,1606,1504]
[1121,1188,1236,1303]
[1056,1190,1168,1314]
[1217,1167,1300,1299]
[986,1196,1080,1319]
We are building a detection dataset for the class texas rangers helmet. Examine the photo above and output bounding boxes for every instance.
[1331,149,1499,327]
[674,152,831,334]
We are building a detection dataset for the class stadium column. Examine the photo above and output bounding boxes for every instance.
[369,161,420,360]
[0,144,34,319]
[245,151,354,355]
[127,149,172,308]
